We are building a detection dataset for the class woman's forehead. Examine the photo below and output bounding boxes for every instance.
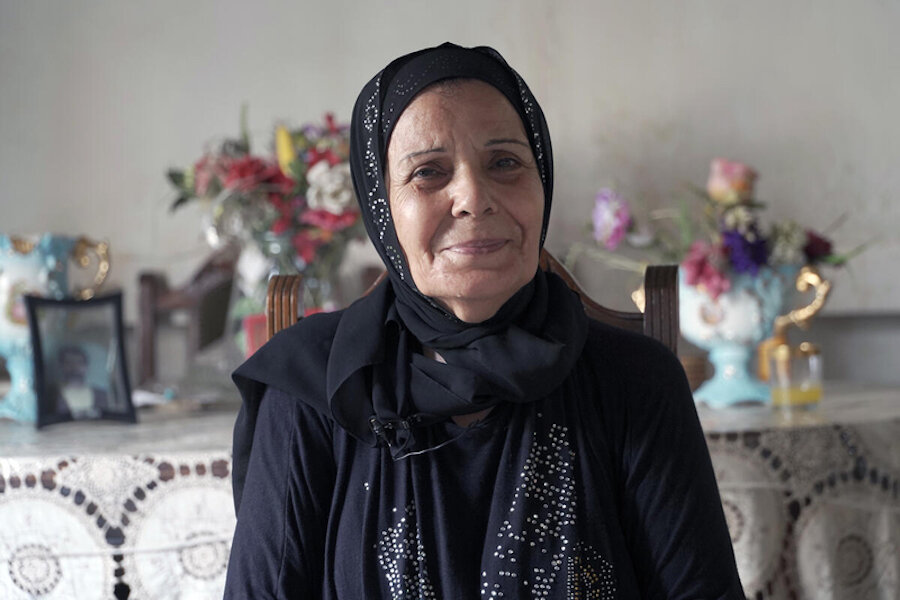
[387,80,528,155]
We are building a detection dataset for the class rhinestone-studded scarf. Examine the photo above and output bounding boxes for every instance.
[335,42,587,457]
[349,42,554,292]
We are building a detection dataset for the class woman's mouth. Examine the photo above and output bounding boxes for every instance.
[444,238,509,255]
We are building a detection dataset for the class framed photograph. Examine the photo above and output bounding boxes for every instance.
[25,292,136,429]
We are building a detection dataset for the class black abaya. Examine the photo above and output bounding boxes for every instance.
[224,314,743,599]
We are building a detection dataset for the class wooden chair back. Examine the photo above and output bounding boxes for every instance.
[138,243,240,384]
[265,249,678,353]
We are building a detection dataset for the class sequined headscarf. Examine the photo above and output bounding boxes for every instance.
[349,42,554,298]
[335,42,587,456]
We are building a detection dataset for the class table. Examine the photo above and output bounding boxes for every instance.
[0,402,239,600]
[698,384,900,599]
[2,386,898,599]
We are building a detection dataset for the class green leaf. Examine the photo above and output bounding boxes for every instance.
[169,194,192,212]
[819,239,874,266]
[743,199,767,210]
[207,179,223,199]
[675,196,695,254]
[166,169,185,188]
[289,159,307,186]
[685,183,709,200]
[654,229,684,262]
[567,243,647,274]
[240,104,250,152]
[823,212,849,235]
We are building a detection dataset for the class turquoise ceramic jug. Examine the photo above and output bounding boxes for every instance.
[0,234,109,422]
[680,265,832,408]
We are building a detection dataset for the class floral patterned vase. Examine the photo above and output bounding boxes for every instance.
[228,240,343,357]
[679,266,799,407]
[0,234,109,422]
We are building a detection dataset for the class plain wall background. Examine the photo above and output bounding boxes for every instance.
[2,0,898,382]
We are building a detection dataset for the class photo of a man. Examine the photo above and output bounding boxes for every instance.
[26,292,135,428]
[52,344,109,418]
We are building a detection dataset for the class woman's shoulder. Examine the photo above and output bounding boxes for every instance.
[256,308,344,369]
[232,309,345,414]
[582,318,683,382]
[270,309,344,350]
[579,317,692,417]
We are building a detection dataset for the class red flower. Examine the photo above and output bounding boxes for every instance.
[223,156,272,190]
[681,241,732,300]
[193,155,216,197]
[804,230,834,263]
[224,156,295,194]
[325,112,338,134]
[291,230,323,264]
[300,209,358,232]
[271,216,292,235]
[268,170,296,195]
[307,147,343,167]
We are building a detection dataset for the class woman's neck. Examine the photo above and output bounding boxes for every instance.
[425,347,494,427]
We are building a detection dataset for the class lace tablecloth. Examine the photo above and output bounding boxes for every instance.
[0,403,239,600]
[699,384,900,599]
[1,386,898,599]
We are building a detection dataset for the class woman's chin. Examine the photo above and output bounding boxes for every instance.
[429,271,533,322]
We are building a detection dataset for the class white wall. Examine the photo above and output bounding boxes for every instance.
[2,0,899,325]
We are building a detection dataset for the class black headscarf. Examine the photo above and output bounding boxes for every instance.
[350,42,554,291]
[232,43,587,506]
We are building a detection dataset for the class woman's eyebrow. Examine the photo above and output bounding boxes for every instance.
[402,147,446,162]
[401,139,526,163]
[485,138,529,148]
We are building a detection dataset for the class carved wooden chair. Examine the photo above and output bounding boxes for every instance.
[137,243,240,384]
[265,249,678,353]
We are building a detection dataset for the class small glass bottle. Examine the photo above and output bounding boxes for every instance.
[770,342,823,409]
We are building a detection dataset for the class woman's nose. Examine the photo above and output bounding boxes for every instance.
[449,169,497,218]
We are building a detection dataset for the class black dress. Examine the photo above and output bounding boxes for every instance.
[224,315,744,599]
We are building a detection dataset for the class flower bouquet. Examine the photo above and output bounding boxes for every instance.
[168,110,363,311]
[568,159,865,406]
[569,159,860,296]
[167,110,364,354]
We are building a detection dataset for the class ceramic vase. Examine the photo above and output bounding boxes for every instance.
[679,266,799,408]
[0,234,109,422]
[228,238,343,356]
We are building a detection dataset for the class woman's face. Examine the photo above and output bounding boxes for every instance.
[386,80,544,323]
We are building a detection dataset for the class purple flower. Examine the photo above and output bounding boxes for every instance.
[592,188,631,251]
[722,229,768,275]
[301,123,323,138]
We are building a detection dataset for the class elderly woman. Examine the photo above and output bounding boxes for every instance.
[225,43,742,598]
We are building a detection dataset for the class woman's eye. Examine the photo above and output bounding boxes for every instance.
[412,167,440,179]
[493,156,521,170]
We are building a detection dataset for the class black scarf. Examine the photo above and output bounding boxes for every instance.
[232,43,587,507]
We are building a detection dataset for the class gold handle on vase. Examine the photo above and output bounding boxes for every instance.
[776,266,832,331]
[758,266,831,381]
[72,237,110,300]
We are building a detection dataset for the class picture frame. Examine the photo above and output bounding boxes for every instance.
[25,292,136,429]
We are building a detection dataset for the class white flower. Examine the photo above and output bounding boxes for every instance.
[722,205,756,236]
[235,244,273,297]
[306,161,354,214]
[769,220,806,265]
